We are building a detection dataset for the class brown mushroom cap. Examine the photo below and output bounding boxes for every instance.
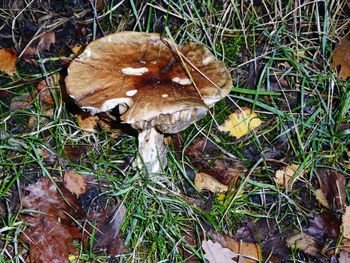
[65,31,232,133]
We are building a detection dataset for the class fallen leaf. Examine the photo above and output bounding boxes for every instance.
[219,107,262,138]
[315,168,346,210]
[331,38,350,80]
[342,206,350,239]
[63,144,90,162]
[0,48,16,76]
[202,240,237,263]
[274,164,303,189]
[339,252,350,263]
[195,172,228,193]
[64,170,89,197]
[22,31,56,58]
[21,178,84,263]
[37,148,57,164]
[76,112,100,132]
[286,233,320,256]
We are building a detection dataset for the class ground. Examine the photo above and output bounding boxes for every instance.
[0,0,350,262]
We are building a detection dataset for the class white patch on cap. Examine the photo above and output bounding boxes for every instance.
[122,67,149,76]
[162,94,168,98]
[203,97,220,107]
[202,56,214,65]
[79,48,91,60]
[172,77,192,85]
[82,98,133,115]
[126,89,137,96]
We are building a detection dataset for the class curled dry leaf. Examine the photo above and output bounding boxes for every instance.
[286,233,320,256]
[331,38,350,80]
[195,172,228,193]
[274,164,303,189]
[202,240,237,263]
[0,48,16,76]
[219,107,262,138]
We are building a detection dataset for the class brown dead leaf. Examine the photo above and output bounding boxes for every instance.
[64,170,89,197]
[202,240,237,263]
[21,178,84,263]
[314,189,330,208]
[195,172,228,193]
[342,206,350,239]
[274,164,303,189]
[315,168,346,210]
[339,252,350,263]
[70,44,85,56]
[219,107,262,138]
[0,48,16,76]
[76,112,99,132]
[306,212,340,241]
[331,38,350,80]
[63,144,90,162]
[286,233,320,256]
[22,32,56,58]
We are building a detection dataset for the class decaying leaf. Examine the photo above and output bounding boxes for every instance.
[70,44,85,56]
[0,48,16,76]
[343,206,350,239]
[274,164,303,189]
[21,178,84,263]
[22,31,56,58]
[306,212,340,241]
[219,107,262,138]
[286,233,320,256]
[314,189,330,208]
[64,170,90,197]
[76,112,100,132]
[202,240,237,263]
[331,38,350,80]
[195,172,228,193]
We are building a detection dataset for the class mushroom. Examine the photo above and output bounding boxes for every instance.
[65,31,232,174]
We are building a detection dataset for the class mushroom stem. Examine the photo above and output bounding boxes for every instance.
[136,127,167,174]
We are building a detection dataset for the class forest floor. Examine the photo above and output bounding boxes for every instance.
[0,0,350,262]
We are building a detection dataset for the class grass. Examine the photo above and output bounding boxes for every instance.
[1,0,350,262]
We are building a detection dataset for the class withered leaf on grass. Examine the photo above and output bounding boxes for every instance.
[0,48,16,76]
[219,107,262,139]
[21,178,84,263]
[286,233,320,256]
[10,93,32,110]
[76,112,100,132]
[64,170,91,197]
[274,164,303,189]
[331,38,350,80]
[35,73,60,105]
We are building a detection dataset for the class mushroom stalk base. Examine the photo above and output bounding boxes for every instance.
[136,127,167,174]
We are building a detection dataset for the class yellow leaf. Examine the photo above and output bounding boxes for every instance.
[195,172,228,193]
[70,44,85,56]
[219,107,262,138]
[0,48,16,76]
[314,189,330,208]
